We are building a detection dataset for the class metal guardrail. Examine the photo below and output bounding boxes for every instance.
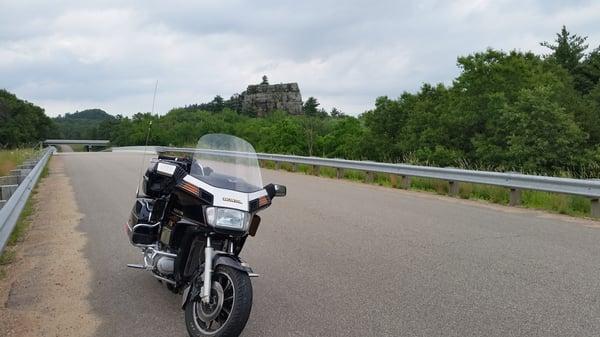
[44,139,110,146]
[112,146,600,217]
[0,147,55,253]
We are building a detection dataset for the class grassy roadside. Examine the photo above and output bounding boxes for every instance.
[261,161,593,219]
[0,148,38,176]
[0,162,50,279]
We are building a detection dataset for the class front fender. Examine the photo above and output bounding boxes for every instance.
[181,253,254,309]
[213,253,254,274]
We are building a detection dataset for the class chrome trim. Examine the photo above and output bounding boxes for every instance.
[201,236,214,303]
[154,250,177,258]
[132,222,160,231]
[126,264,145,269]
[143,199,154,222]
[130,222,161,248]
[152,273,176,285]
[128,244,177,274]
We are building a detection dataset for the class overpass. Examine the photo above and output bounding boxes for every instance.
[43,139,110,152]
[43,139,110,146]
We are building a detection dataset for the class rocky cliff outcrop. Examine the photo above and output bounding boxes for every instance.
[240,77,303,116]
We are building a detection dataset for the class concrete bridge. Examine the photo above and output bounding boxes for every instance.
[43,139,110,152]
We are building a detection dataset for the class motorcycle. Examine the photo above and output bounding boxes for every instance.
[125,134,286,337]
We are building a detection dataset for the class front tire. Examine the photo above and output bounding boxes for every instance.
[185,265,252,337]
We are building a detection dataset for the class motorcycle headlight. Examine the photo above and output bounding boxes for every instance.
[205,207,251,231]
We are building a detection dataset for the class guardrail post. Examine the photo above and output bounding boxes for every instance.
[275,161,280,170]
[291,163,298,172]
[366,171,374,183]
[448,181,460,196]
[1,185,18,201]
[312,165,320,176]
[509,188,522,206]
[390,174,398,187]
[0,176,19,185]
[336,168,344,179]
[401,175,411,189]
[591,199,600,218]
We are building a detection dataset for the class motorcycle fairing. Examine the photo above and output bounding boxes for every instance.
[181,174,269,212]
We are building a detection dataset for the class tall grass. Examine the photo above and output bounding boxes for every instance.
[0,148,37,176]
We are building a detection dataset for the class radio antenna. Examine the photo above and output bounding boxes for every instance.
[135,80,159,197]
[151,79,159,116]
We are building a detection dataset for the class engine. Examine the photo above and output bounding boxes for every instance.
[142,247,175,275]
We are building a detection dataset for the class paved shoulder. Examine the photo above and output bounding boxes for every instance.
[0,156,100,336]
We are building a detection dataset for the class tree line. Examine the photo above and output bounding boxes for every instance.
[2,26,599,177]
[0,89,56,148]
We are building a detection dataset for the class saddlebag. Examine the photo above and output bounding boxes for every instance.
[126,198,160,245]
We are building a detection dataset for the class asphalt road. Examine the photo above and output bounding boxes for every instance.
[59,152,600,337]
[59,144,74,152]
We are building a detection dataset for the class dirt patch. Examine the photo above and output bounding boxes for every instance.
[0,156,100,336]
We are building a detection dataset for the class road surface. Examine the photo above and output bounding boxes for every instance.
[55,152,600,336]
[59,144,74,152]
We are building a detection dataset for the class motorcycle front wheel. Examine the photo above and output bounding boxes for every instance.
[185,265,253,337]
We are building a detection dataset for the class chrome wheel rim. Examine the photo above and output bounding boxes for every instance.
[193,271,235,334]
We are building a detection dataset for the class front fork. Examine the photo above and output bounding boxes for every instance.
[182,236,258,309]
[201,236,214,304]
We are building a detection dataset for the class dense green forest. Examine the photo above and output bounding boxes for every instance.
[53,109,115,139]
[0,89,56,148]
[1,27,599,178]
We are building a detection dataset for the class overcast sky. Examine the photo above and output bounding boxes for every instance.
[2,0,600,117]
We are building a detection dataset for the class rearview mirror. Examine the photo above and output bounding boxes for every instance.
[274,184,287,197]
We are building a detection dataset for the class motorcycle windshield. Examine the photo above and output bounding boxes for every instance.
[190,134,263,193]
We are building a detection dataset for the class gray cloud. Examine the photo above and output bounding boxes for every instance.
[1,0,600,116]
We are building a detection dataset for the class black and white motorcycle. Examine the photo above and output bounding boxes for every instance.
[125,134,286,337]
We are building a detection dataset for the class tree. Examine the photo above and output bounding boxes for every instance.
[225,94,243,113]
[0,89,57,147]
[473,86,586,172]
[541,26,588,73]
[210,95,225,112]
[300,116,325,156]
[53,109,115,139]
[583,81,600,145]
[574,47,600,94]
[361,96,406,162]
[330,107,346,118]
[320,116,365,159]
[303,97,320,116]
